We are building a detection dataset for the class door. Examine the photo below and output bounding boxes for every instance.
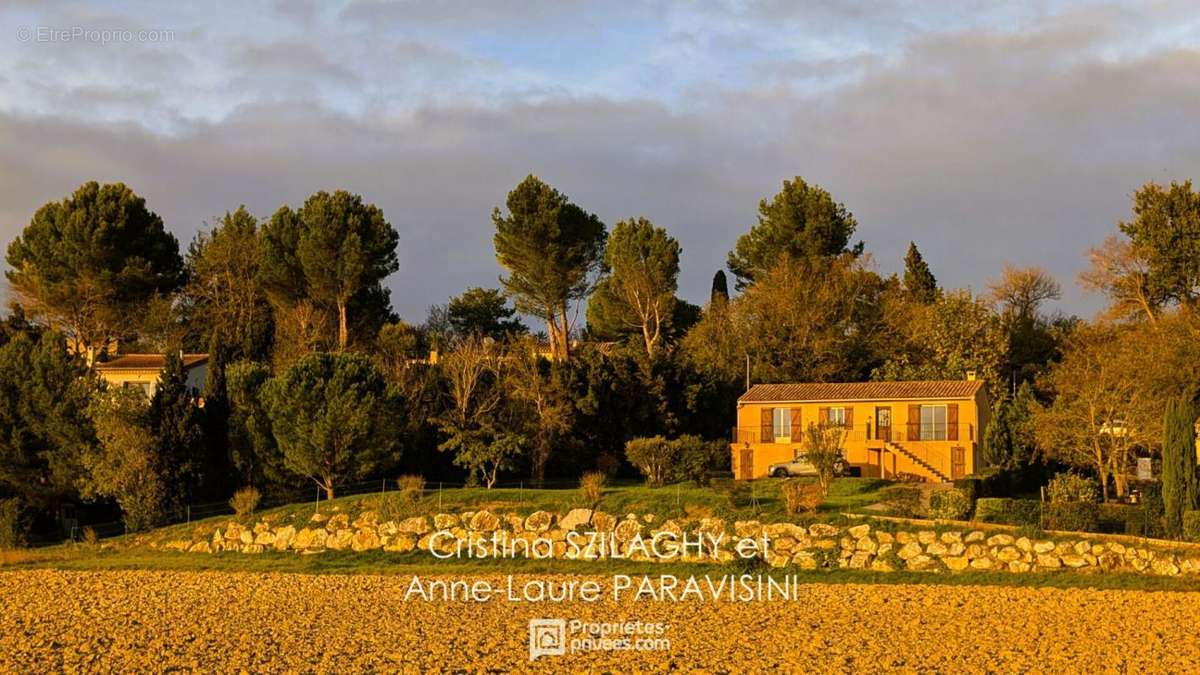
[875,406,892,442]
[738,447,753,480]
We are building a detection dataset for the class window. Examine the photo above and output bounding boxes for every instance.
[772,408,792,440]
[827,407,846,426]
[920,405,947,441]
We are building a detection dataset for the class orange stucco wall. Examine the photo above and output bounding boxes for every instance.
[730,389,989,482]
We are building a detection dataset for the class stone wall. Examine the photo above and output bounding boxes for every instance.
[157,507,1200,578]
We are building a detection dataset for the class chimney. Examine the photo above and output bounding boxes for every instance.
[966,370,977,381]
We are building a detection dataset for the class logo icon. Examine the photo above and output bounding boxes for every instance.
[528,618,566,660]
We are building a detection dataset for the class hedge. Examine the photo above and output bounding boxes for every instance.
[1183,510,1200,543]
[1127,480,1165,538]
[928,488,972,520]
[1097,503,1139,534]
[1042,502,1100,533]
[973,498,1040,527]
[880,485,924,518]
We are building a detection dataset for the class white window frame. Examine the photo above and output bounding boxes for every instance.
[772,408,791,440]
[920,405,947,441]
[827,407,846,426]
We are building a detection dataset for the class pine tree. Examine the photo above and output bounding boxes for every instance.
[1162,396,1199,536]
[903,241,938,303]
[149,352,206,515]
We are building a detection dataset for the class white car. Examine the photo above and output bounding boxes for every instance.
[768,454,846,478]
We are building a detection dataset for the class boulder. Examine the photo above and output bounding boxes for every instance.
[1073,541,1091,556]
[470,511,501,532]
[848,551,871,569]
[943,556,970,571]
[917,531,937,545]
[792,551,819,570]
[504,513,525,531]
[897,542,923,560]
[327,528,354,551]
[1008,561,1031,573]
[734,520,763,538]
[1152,557,1180,576]
[925,542,948,556]
[875,531,894,545]
[1033,540,1055,554]
[398,516,431,535]
[384,534,416,553]
[855,537,877,553]
[1036,554,1061,568]
[592,512,617,532]
[996,546,1022,562]
[254,530,276,546]
[1060,554,1088,568]
[325,513,349,532]
[939,531,962,544]
[907,555,937,571]
[433,513,459,529]
[614,519,642,543]
[524,511,554,533]
[870,559,895,572]
[808,523,839,538]
[765,523,806,540]
[969,557,994,570]
[240,543,264,554]
[1015,537,1032,552]
[239,529,254,545]
[272,525,296,551]
[965,530,986,543]
[559,509,593,531]
[188,541,212,554]
[351,529,381,552]
[847,524,871,539]
[309,512,327,523]
[986,534,1014,547]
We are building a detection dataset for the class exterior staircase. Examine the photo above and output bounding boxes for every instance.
[884,441,950,482]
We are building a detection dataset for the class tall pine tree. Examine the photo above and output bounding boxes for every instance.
[711,270,729,305]
[149,352,206,515]
[903,241,938,304]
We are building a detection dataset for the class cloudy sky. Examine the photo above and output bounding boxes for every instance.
[2,1,1199,321]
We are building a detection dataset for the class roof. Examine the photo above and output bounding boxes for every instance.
[95,354,209,371]
[739,380,984,404]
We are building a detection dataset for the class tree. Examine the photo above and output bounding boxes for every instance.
[987,265,1063,385]
[1118,180,1200,309]
[1162,396,1199,536]
[1032,325,1145,500]
[586,218,681,358]
[261,191,399,351]
[710,270,729,305]
[149,352,207,514]
[802,422,847,495]
[493,175,606,361]
[5,182,184,357]
[0,330,96,506]
[81,388,168,531]
[447,287,525,340]
[505,338,575,484]
[1079,235,1163,325]
[988,265,1061,322]
[262,353,401,498]
[902,242,938,304]
[226,360,286,486]
[624,436,676,486]
[983,381,1037,468]
[184,206,273,360]
[876,290,1008,400]
[727,177,862,288]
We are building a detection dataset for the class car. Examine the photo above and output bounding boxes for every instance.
[768,453,847,478]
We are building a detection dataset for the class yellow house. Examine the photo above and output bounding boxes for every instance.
[731,377,989,482]
[94,354,209,398]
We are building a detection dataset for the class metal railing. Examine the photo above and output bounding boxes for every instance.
[732,422,975,445]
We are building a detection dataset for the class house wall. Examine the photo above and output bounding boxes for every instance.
[731,393,988,482]
[97,365,208,398]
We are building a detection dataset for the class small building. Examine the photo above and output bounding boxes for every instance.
[94,354,209,398]
[731,377,989,482]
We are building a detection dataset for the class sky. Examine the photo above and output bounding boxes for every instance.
[1,1,1199,322]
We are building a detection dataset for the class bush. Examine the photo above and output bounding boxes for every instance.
[624,436,677,486]
[1046,472,1099,504]
[81,526,98,546]
[0,499,27,549]
[673,435,727,486]
[397,475,425,503]
[974,498,1040,527]
[579,471,606,507]
[595,452,621,478]
[928,488,972,520]
[1182,510,1200,543]
[782,481,824,515]
[1098,503,1138,534]
[1042,501,1100,532]
[1129,480,1165,538]
[955,466,1018,500]
[880,485,924,518]
[229,486,261,517]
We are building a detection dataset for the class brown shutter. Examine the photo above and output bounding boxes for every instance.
[790,408,802,438]
[760,407,773,443]
[947,404,959,441]
[844,407,854,429]
[908,404,921,440]
[818,407,829,426]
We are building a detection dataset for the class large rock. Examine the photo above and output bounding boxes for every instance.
[986,534,1014,547]
[398,516,430,535]
[926,542,949,556]
[1033,540,1056,554]
[765,523,806,540]
[592,512,617,532]
[897,542,923,560]
[351,529,380,552]
[433,513,458,529]
[1060,555,1088,568]
[917,531,937,545]
[559,509,593,531]
[734,520,763,538]
[470,510,501,532]
[1036,554,1061,568]
[614,519,642,543]
[996,546,1022,562]
[848,551,871,569]
[273,525,296,551]
[384,534,416,553]
[188,541,212,554]
[808,523,839,538]
[943,556,970,571]
[907,554,937,571]
[1152,557,1181,576]
[524,511,554,533]
[294,527,327,551]
[847,524,871,539]
[254,530,276,546]
[327,528,354,551]
[325,513,349,532]
[965,530,985,543]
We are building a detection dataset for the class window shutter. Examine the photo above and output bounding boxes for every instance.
[908,404,920,440]
[760,407,773,442]
[947,404,959,441]
[790,408,802,438]
[818,407,829,426]
[844,407,854,429]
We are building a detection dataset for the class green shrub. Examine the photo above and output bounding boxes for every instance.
[397,474,425,503]
[1046,472,1099,504]
[624,436,677,486]
[928,488,972,520]
[579,471,606,507]
[1183,510,1200,543]
[229,486,261,517]
[1042,501,1100,532]
[1097,503,1138,534]
[672,435,726,486]
[974,498,1040,526]
[954,466,1015,500]
[781,481,824,515]
[0,499,27,549]
[880,485,924,518]
[1129,480,1165,538]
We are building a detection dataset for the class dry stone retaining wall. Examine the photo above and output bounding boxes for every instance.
[157,508,1200,578]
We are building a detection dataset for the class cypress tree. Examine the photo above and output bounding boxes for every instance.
[711,270,729,305]
[903,241,938,304]
[1162,396,1198,536]
[149,352,206,515]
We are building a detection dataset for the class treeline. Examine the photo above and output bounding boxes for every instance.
[2,176,1200,536]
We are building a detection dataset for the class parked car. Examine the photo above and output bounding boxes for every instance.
[768,453,846,478]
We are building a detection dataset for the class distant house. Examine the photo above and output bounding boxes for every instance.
[731,375,989,482]
[94,354,209,398]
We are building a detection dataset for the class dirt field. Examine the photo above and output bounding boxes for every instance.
[2,570,1198,672]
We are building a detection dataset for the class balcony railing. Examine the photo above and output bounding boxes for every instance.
[733,422,975,445]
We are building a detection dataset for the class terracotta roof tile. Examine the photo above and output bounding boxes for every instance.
[738,380,983,403]
[95,354,209,370]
